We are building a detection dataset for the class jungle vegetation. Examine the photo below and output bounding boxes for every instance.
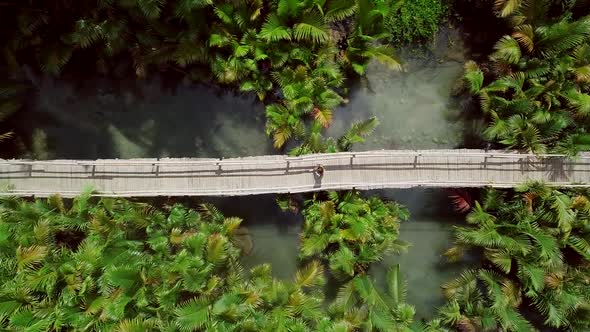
[463,0,590,154]
[2,0,590,330]
[299,191,410,278]
[0,193,429,331]
[0,0,403,153]
[440,183,590,331]
[385,0,447,44]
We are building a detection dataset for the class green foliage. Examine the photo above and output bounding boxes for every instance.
[0,194,435,331]
[384,0,447,44]
[2,0,401,150]
[466,15,590,154]
[289,117,379,156]
[300,191,410,278]
[441,183,590,331]
[329,265,418,331]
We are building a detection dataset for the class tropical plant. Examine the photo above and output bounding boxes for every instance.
[330,264,416,331]
[385,0,447,44]
[300,191,410,278]
[0,193,344,330]
[441,183,590,331]
[337,0,403,75]
[0,193,242,330]
[289,116,379,155]
[2,0,402,151]
[464,14,590,154]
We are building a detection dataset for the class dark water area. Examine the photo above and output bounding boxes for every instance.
[448,0,511,60]
[13,75,273,159]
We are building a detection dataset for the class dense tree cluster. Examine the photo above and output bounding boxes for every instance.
[441,183,590,331]
[464,0,590,154]
[0,193,426,331]
[0,0,401,151]
[299,191,410,278]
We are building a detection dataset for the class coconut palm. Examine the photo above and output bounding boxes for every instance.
[2,193,393,331]
[2,0,401,151]
[300,191,410,279]
[266,55,345,148]
[441,183,590,331]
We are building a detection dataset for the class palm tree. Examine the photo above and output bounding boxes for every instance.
[300,191,410,279]
[441,183,590,331]
[288,116,379,156]
[465,15,590,154]
[330,264,415,331]
[0,193,245,330]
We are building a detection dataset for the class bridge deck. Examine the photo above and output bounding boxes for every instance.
[0,150,589,197]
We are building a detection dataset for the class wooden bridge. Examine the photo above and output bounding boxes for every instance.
[0,150,589,197]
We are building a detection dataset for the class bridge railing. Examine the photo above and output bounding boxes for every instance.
[0,150,588,168]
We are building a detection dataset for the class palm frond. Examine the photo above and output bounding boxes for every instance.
[492,36,522,64]
[294,11,330,44]
[259,14,291,42]
[325,0,358,22]
[174,298,210,332]
[295,260,325,288]
[495,0,522,17]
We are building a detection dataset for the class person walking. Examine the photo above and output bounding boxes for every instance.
[313,164,324,178]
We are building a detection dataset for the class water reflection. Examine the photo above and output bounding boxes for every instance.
[28,77,273,159]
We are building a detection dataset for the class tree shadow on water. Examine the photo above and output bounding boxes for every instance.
[24,75,273,159]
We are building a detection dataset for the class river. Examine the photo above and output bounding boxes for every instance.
[18,27,472,318]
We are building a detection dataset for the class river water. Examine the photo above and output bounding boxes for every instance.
[20,28,471,318]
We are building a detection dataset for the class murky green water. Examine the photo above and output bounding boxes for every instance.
[30,78,272,159]
[23,27,470,318]
[329,27,467,150]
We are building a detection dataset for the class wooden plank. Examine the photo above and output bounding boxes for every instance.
[0,150,588,197]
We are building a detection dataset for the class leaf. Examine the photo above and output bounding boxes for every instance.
[313,107,333,128]
[278,0,301,17]
[295,260,325,288]
[494,0,522,17]
[102,266,139,291]
[485,249,512,273]
[465,68,484,94]
[16,245,47,271]
[325,0,358,22]
[492,36,521,64]
[115,318,156,332]
[387,264,406,305]
[294,11,330,44]
[174,298,210,332]
[138,0,165,18]
[329,246,356,277]
[206,233,228,265]
[300,233,330,257]
[574,65,590,83]
[512,24,534,53]
[363,45,402,71]
[259,14,291,42]
[223,217,242,235]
